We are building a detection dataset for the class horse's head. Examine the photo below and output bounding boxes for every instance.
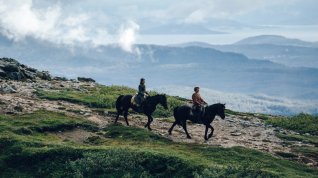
[217,103,226,119]
[159,94,168,109]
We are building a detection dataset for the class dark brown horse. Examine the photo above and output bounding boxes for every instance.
[168,103,225,140]
[115,94,168,130]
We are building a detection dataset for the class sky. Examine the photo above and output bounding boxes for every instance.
[0,0,318,48]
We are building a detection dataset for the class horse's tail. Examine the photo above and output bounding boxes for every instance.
[116,95,124,111]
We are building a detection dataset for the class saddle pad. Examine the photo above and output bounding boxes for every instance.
[131,93,138,105]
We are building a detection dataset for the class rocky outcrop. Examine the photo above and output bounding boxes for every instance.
[77,77,95,83]
[0,58,51,81]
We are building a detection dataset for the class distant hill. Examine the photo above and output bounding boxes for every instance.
[235,35,318,47]
[178,35,318,68]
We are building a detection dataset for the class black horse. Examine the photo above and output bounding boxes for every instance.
[115,94,168,130]
[168,103,225,140]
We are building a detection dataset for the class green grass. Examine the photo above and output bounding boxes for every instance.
[292,146,318,161]
[266,113,318,135]
[36,84,187,118]
[1,111,318,177]
[0,110,98,134]
[276,133,318,164]
[276,133,318,146]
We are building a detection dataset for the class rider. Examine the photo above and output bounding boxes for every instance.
[192,87,207,123]
[137,78,149,107]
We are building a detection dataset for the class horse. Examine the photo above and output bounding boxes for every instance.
[115,94,168,130]
[168,103,225,140]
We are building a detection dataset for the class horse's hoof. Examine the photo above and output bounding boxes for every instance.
[208,134,213,138]
[187,136,192,139]
[148,128,152,131]
[168,131,172,135]
[144,124,147,128]
[204,137,208,141]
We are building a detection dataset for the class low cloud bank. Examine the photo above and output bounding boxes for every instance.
[153,85,318,115]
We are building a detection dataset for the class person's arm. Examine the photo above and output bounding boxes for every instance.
[198,94,207,105]
[144,85,149,95]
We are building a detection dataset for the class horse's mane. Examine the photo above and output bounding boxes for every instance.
[208,103,225,109]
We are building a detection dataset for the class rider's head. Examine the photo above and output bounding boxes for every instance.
[194,87,200,93]
[140,78,145,85]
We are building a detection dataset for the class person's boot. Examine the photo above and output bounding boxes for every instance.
[138,103,144,113]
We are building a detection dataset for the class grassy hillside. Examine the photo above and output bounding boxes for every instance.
[36,84,188,117]
[265,114,318,166]
[1,110,317,177]
[266,113,318,135]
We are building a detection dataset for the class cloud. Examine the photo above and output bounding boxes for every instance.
[180,0,298,23]
[184,10,206,24]
[0,0,122,47]
[159,63,198,69]
[118,21,140,53]
[154,85,318,115]
[0,0,60,41]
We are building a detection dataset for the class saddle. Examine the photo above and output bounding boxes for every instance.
[131,93,146,112]
[190,104,205,124]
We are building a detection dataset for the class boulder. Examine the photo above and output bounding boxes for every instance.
[77,77,95,83]
[0,68,6,77]
[0,83,17,93]
[53,76,68,81]
[2,64,19,72]
[36,71,51,80]
[0,58,52,81]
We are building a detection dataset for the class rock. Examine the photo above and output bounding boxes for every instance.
[0,83,17,93]
[77,77,95,83]
[2,64,19,72]
[254,122,262,127]
[36,71,51,80]
[53,76,68,81]
[14,105,23,112]
[0,58,52,81]
[231,132,242,136]
[253,133,261,137]
[7,72,25,80]
[23,70,37,79]
[306,163,314,166]
[304,133,311,136]
[227,119,236,123]
[0,68,6,77]
[84,112,91,116]
[240,120,252,127]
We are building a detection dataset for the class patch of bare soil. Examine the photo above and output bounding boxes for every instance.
[55,128,96,143]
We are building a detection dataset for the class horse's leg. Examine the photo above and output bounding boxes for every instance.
[144,114,150,128]
[124,110,129,126]
[168,121,177,135]
[115,110,122,124]
[146,115,153,131]
[204,125,209,140]
[182,121,191,139]
[208,124,214,139]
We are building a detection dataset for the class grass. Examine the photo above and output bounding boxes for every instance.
[36,84,257,119]
[0,110,98,134]
[276,133,318,146]
[266,113,318,135]
[36,84,187,118]
[1,110,318,177]
[292,146,318,161]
